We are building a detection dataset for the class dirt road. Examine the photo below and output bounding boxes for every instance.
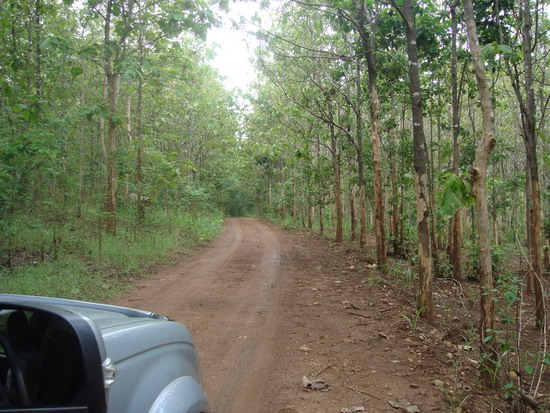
[113,218,477,413]
[113,218,290,412]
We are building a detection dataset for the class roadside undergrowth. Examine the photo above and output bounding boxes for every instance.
[267,214,550,411]
[0,208,223,302]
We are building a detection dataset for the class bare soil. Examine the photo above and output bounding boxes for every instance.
[112,218,549,413]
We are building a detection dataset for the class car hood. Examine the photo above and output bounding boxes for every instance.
[0,294,196,363]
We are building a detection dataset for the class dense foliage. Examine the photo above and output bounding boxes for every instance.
[241,0,549,398]
[0,0,251,297]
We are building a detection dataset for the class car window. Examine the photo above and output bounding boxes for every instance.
[0,307,88,411]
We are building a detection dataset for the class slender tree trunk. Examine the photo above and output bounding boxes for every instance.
[328,101,343,243]
[268,174,273,210]
[396,0,433,320]
[103,0,119,233]
[462,0,498,385]
[521,0,545,327]
[350,185,356,241]
[32,0,42,213]
[525,174,533,294]
[136,70,144,221]
[360,20,387,264]
[34,0,41,99]
[427,114,439,275]
[78,88,85,219]
[450,11,464,279]
[124,94,132,203]
[99,76,108,163]
[105,71,120,233]
[354,1,383,256]
[390,143,400,255]
[301,179,306,227]
[292,176,298,222]
[280,172,286,221]
[319,204,324,235]
[356,69,367,249]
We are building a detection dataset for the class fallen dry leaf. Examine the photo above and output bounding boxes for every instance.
[301,375,329,391]
[389,397,420,413]
[340,407,366,413]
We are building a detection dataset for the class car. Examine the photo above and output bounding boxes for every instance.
[0,294,211,413]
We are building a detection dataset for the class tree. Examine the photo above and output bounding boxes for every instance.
[449,0,463,282]
[462,0,498,384]
[390,0,434,320]
[352,0,386,265]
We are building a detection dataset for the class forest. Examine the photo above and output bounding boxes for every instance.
[0,0,548,405]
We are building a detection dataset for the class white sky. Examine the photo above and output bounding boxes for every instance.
[207,2,269,92]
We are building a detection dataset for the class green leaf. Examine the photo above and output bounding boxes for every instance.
[503,381,515,390]
[524,365,534,375]
[111,2,121,17]
[10,58,23,71]
[78,45,98,57]
[497,44,513,55]
[71,66,84,77]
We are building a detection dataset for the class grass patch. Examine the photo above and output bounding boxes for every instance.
[0,208,223,302]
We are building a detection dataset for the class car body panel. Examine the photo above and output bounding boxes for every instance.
[148,376,210,413]
[0,294,210,413]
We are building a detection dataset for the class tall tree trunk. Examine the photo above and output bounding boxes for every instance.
[354,1,384,258]
[124,94,132,203]
[450,2,463,281]
[280,171,286,221]
[350,185,356,241]
[355,64,367,249]
[292,176,298,222]
[356,7,387,265]
[99,76,108,163]
[268,174,272,210]
[521,0,544,327]
[525,174,533,294]
[78,87,86,219]
[328,101,343,243]
[32,0,42,213]
[103,0,119,234]
[462,0,498,385]
[34,0,42,99]
[105,70,120,234]
[319,204,324,235]
[394,0,433,320]
[390,140,400,255]
[136,70,144,221]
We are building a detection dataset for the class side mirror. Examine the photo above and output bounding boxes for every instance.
[0,304,107,413]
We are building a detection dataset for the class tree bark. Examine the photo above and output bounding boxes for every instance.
[350,185,356,241]
[319,205,324,235]
[104,0,119,234]
[356,70,367,249]
[450,6,463,280]
[462,0,498,385]
[396,0,433,320]
[521,0,545,327]
[354,1,385,260]
[390,140,400,255]
[328,101,343,243]
[136,64,144,221]
[292,176,298,222]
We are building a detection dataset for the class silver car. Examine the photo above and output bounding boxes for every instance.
[0,294,210,413]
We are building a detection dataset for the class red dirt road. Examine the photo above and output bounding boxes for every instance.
[113,218,499,413]
[113,218,290,413]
